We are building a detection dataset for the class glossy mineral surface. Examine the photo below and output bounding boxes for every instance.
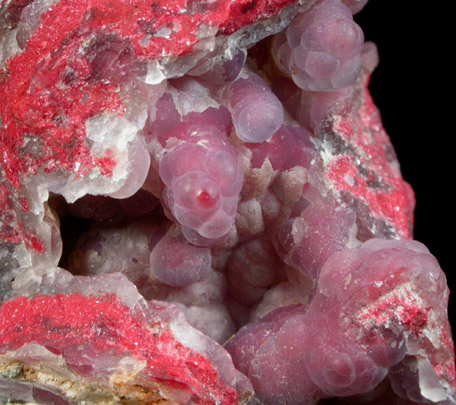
[0,0,454,404]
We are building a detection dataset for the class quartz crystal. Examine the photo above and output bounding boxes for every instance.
[0,0,454,404]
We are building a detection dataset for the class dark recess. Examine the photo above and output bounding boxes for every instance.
[58,216,90,270]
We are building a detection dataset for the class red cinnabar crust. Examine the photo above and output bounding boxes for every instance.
[0,293,240,404]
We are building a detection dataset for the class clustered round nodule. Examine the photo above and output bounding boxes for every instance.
[230,73,284,143]
[20,0,451,402]
[226,239,447,403]
[158,122,243,245]
[272,0,364,91]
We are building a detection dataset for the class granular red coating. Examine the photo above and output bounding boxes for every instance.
[0,0,297,186]
[357,292,456,391]
[0,293,238,404]
[0,0,296,251]
[220,0,296,34]
[324,80,415,239]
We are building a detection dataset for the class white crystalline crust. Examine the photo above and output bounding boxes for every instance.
[356,279,456,404]
[0,346,159,404]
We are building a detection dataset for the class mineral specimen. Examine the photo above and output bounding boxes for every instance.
[0,0,454,404]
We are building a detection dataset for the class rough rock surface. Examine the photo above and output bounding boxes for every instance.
[0,0,454,404]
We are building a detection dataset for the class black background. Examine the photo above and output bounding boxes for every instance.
[354,3,455,333]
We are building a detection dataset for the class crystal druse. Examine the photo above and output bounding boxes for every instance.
[0,0,454,404]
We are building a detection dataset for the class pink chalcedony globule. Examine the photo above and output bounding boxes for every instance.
[0,0,454,404]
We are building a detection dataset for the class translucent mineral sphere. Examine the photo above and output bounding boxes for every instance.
[150,232,211,287]
[158,124,242,244]
[273,0,364,91]
[230,74,284,143]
